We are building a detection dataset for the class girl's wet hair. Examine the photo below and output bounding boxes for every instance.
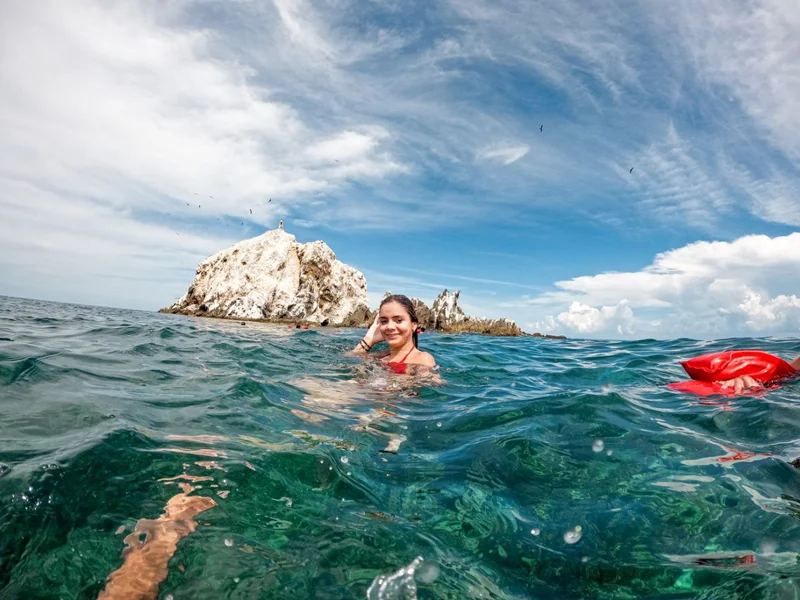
[380,294,420,348]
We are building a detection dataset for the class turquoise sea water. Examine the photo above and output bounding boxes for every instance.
[2,296,800,599]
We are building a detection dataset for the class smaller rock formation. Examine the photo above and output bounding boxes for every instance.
[531,332,567,340]
[380,289,527,336]
[161,229,370,326]
[430,289,525,336]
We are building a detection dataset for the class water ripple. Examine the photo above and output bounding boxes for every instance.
[2,296,800,598]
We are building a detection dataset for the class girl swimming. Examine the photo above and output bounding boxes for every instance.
[352,294,436,373]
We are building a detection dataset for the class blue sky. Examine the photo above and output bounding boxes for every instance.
[1,0,799,338]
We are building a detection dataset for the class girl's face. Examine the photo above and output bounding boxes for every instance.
[378,301,415,349]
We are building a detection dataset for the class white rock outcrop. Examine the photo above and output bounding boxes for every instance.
[162,229,370,325]
[430,289,466,329]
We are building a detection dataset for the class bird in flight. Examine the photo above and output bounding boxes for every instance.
[249,208,252,214]
[629,167,634,174]
[540,125,543,132]
[268,198,272,203]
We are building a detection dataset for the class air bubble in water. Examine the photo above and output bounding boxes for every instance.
[224,538,233,547]
[329,466,333,471]
[415,560,441,584]
[760,539,778,554]
[341,456,349,464]
[165,595,174,600]
[592,440,605,453]
[347,472,352,476]
[320,460,324,464]
[531,528,541,536]
[606,450,613,456]
[436,422,442,428]
[234,577,240,583]
[564,527,582,544]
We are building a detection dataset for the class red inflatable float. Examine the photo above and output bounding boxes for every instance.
[667,350,797,396]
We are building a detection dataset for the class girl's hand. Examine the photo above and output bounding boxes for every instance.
[363,313,384,348]
[717,375,762,395]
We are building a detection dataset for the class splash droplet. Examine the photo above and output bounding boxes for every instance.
[531,528,541,536]
[592,440,605,453]
[564,527,583,544]
[340,456,349,464]
[346,472,352,476]
[606,450,613,456]
[436,422,442,428]
[234,577,240,583]
[224,538,233,547]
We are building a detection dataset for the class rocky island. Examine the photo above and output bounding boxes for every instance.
[161,228,563,337]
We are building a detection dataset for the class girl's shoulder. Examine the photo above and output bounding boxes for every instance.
[411,350,436,367]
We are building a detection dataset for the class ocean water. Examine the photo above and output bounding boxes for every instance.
[2,296,800,600]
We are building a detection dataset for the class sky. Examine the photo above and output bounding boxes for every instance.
[1,0,799,339]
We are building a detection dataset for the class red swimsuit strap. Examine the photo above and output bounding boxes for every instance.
[388,347,415,365]
[398,346,415,364]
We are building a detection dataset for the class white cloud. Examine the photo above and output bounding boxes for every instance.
[527,233,800,338]
[552,300,635,336]
[306,130,380,162]
[447,0,642,104]
[0,0,408,307]
[272,0,335,60]
[720,158,800,227]
[0,1,405,205]
[737,290,800,331]
[626,124,733,228]
[669,0,800,159]
[478,145,530,166]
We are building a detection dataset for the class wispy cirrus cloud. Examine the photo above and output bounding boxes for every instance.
[666,0,800,160]
[478,145,530,166]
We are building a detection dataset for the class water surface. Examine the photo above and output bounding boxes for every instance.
[2,296,800,599]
